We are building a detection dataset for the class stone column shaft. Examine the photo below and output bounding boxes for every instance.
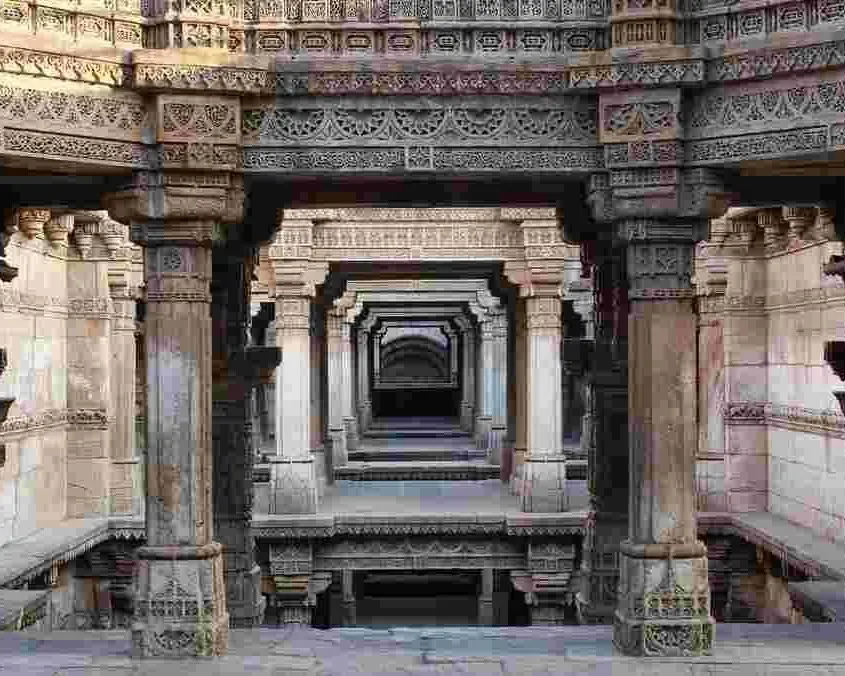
[478,569,495,626]
[459,326,475,433]
[211,250,270,629]
[520,293,568,513]
[341,569,356,627]
[132,243,228,656]
[271,296,318,514]
[490,313,508,463]
[511,303,528,494]
[356,329,372,432]
[326,311,348,469]
[577,247,629,625]
[476,313,506,461]
[109,291,141,516]
[342,319,358,451]
[613,233,713,656]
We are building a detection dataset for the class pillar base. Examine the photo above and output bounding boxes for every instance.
[460,404,474,433]
[487,425,506,465]
[475,416,492,451]
[226,564,266,628]
[575,513,627,625]
[269,458,318,514]
[613,614,715,657]
[613,542,714,656]
[328,427,347,469]
[358,402,372,434]
[131,543,229,658]
[344,417,359,451]
[519,456,568,512]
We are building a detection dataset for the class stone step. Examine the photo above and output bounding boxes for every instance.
[332,479,507,499]
[363,429,469,439]
[348,448,487,462]
[368,417,461,429]
[335,461,500,481]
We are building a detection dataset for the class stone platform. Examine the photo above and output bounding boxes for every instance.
[3,624,845,675]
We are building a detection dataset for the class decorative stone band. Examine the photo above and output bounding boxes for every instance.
[697,285,845,314]
[619,540,708,559]
[137,542,223,560]
[723,401,845,438]
[0,408,111,435]
[626,241,696,301]
[4,38,845,92]
[251,514,586,539]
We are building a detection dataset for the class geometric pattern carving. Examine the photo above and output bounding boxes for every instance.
[314,537,526,570]
[243,101,598,144]
[243,100,600,172]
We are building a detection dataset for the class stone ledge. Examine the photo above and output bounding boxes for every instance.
[0,518,110,589]
[698,511,845,580]
[0,589,49,630]
[788,581,845,622]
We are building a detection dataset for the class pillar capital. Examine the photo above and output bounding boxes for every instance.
[104,173,244,247]
[274,295,312,333]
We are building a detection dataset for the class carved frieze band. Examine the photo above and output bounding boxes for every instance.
[724,401,845,438]
[312,538,526,570]
[697,285,845,314]
[0,408,110,435]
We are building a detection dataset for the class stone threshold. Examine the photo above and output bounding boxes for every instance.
[698,511,845,580]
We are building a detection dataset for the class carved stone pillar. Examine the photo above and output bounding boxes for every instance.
[455,317,475,434]
[341,569,356,627]
[613,222,714,657]
[577,245,628,626]
[373,327,386,388]
[490,311,508,464]
[264,318,277,456]
[310,308,327,493]
[342,317,358,452]
[475,310,506,462]
[211,247,280,629]
[271,295,319,514]
[326,308,348,470]
[520,289,568,513]
[268,542,331,625]
[478,569,494,626]
[511,300,528,494]
[474,320,492,450]
[107,181,237,656]
[356,325,373,433]
[108,251,143,517]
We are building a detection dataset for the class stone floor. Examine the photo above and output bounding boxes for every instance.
[319,479,590,513]
[3,624,845,675]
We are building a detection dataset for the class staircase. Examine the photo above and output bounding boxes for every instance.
[338,416,500,481]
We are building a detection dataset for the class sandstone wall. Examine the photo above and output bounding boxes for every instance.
[696,209,845,546]
[0,211,143,546]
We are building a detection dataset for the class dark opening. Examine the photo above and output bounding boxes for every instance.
[372,388,460,418]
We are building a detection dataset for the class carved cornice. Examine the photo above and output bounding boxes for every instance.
[0,408,112,435]
[251,513,587,538]
[0,408,69,435]
[5,36,842,92]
